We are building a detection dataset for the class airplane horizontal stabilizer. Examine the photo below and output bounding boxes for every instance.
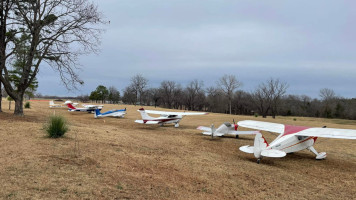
[261,149,286,158]
[202,132,224,137]
[239,145,254,154]
[197,126,211,132]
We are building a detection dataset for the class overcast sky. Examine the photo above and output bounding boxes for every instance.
[36,0,356,98]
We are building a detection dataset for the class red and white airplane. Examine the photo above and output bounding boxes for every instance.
[238,120,356,163]
[197,121,259,139]
[135,108,208,127]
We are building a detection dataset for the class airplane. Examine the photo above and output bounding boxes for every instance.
[135,108,208,127]
[237,120,356,163]
[197,121,259,139]
[94,108,126,118]
[66,103,103,113]
[49,100,62,108]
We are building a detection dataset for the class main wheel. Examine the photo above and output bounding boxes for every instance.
[257,159,261,164]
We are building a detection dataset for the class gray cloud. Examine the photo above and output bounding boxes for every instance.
[37,0,356,98]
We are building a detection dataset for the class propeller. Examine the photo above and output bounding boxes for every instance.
[233,119,239,139]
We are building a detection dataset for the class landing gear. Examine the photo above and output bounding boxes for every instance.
[174,123,179,128]
[257,159,261,164]
[235,135,239,139]
[307,146,327,160]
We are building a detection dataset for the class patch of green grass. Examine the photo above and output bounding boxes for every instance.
[116,183,123,190]
[24,102,30,109]
[7,192,16,198]
[44,115,69,138]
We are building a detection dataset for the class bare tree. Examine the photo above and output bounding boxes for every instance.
[319,88,336,101]
[122,86,136,105]
[319,88,337,118]
[145,88,161,107]
[206,87,226,113]
[184,79,204,111]
[129,74,148,105]
[253,78,288,118]
[0,0,104,115]
[159,80,181,109]
[108,86,120,104]
[217,74,242,114]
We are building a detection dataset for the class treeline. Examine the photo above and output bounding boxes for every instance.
[83,74,356,120]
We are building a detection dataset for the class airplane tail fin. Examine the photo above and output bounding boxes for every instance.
[240,132,285,163]
[137,108,154,120]
[94,109,101,118]
[67,103,76,109]
[253,132,269,159]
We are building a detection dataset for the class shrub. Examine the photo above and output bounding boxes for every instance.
[45,115,69,138]
[293,118,297,121]
[254,113,259,117]
[24,102,30,109]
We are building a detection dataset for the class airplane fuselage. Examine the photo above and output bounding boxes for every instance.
[144,115,183,124]
[268,135,317,153]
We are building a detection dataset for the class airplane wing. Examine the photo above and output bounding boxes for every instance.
[145,110,208,116]
[296,128,356,139]
[197,126,212,132]
[226,130,260,135]
[237,120,285,134]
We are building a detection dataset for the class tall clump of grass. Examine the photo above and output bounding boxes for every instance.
[44,115,69,138]
[24,102,30,109]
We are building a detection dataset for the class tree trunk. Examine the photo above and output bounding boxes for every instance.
[229,100,232,114]
[0,82,2,112]
[14,95,24,116]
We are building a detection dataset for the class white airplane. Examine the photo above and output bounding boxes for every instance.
[66,103,103,113]
[94,108,126,118]
[135,108,208,127]
[197,121,259,139]
[238,120,356,163]
[49,100,62,108]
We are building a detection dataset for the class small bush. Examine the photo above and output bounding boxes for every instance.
[293,118,297,121]
[24,102,30,109]
[254,113,259,117]
[45,115,69,138]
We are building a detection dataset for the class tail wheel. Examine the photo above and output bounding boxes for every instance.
[257,159,261,164]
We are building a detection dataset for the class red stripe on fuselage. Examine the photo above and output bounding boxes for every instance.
[281,136,315,150]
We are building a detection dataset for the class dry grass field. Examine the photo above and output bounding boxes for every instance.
[0,100,355,199]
